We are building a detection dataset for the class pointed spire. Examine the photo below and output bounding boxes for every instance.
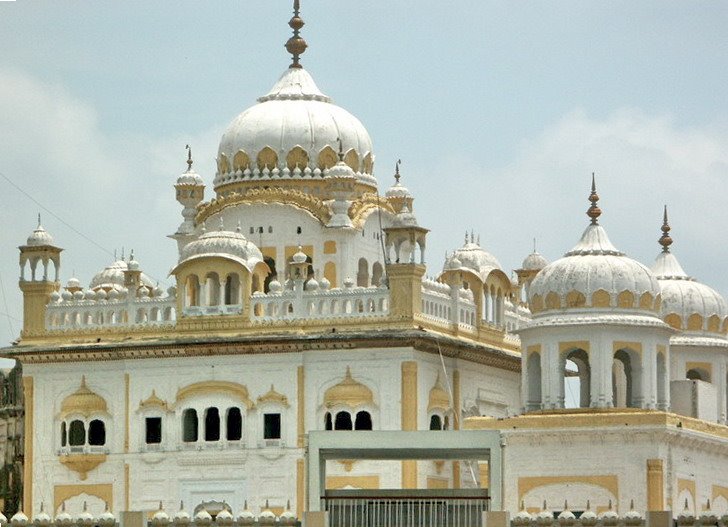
[185,144,193,171]
[394,159,402,183]
[659,205,673,253]
[336,137,344,161]
[37,213,42,228]
[586,172,602,225]
[465,231,469,244]
[533,237,537,253]
[285,0,307,68]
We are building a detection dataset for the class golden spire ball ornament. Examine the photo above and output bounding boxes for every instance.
[285,0,307,68]
[586,172,602,225]
[659,205,673,253]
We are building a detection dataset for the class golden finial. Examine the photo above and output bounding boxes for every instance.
[394,159,402,183]
[185,144,193,171]
[659,205,672,253]
[586,172,601,225]
[285,0,307,68]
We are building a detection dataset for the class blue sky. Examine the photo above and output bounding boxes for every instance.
[0,1,727,350]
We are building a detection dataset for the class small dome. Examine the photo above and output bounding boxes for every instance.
[391,204,418,228]
[324,367,373,409]
[623,501,643,527]
[292,247,307,264]
[90,259,154,293]
[535,502,553,526]
[529,223,660,315]
[214,509,233,527]
[328,160,356,179]
[598,500,619,527]
[268,278,283,294]
[54,504,73,527]
[10,511,28,527]
[76,502,94,527]
[236,502,255,526]
[444,234,503,280]
[512,506,533,527]
[177,225,264,273]
[50,291,61,302]
[60,376,107,419]
[97,504,116,527]
[677,500,695,527]
[557,502,576,526]
[177,167,204,186]
[319,275,331,291]
[32,505,51,527]
[580,501,598,527]
[386,179,412,200]
[73,290,84,301]
[305,276,319,291]
[67,277,81,289]
[61,290,72,301]
[652,214,728,335]
[257,501,276,526]
[151,503,170,527]
[192,509,211,526]
[521,251,549,271]
[172,503,190,526]
[26,217,54,247]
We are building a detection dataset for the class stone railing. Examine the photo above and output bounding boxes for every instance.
[45,291,176,331]
[419,279,479,331]
[251,282,389,322]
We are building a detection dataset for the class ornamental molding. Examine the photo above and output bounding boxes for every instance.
[196,187,331,226]
[59,453,106,480]
[348,195,395,229]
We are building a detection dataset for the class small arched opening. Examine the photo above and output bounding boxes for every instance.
[334,411,353,430]
[354,411,372,430]
[182,409,198,442]
[526,351,542,411]
[563,348,590,409]
[613,348,642,408]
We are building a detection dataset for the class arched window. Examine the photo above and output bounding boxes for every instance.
[334,411,353,430]
[204,407,220,441]
[355,411,372,430]
[563,349,590,408]
[224,274,240,305]
[357,258,369,287]
[61,422,67,447]
[88,419,106,446]
[69,420,86,446]
[526,352,542,411]
[205,273,221,306]
[226,408,242,441]
[324,412,332,431]
[371,262,383,287]
[182,409,198,442]
[185,275,200,307]
[429,414,443,430]
[613,348,641,408]
[686,368,710,382]
[656,352,668,410]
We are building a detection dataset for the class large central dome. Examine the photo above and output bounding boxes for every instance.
[214,67,375,193]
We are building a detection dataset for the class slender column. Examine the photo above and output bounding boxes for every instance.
[401,361,418,488]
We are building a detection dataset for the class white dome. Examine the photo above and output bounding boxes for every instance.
[178,225,264,272]
[653,251,728,334]
[521,251,548,271]
[444,235,503,281]
[529,224,661,314]
[216,67,374,189]
[177,168,203,186]
[26,220,54,247]
[90,259,154,292]
[391,204,419,228]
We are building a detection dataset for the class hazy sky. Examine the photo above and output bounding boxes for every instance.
[1,1,727,352]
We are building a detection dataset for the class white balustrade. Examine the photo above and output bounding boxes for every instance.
[45,294,176,331]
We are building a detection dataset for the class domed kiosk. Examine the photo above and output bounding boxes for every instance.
[520,177,673,411]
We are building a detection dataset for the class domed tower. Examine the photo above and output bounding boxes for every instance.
[172,145,205,252]
[187,3,390,294]
[18,216,62,336]
[514,243,548,304]
[651,207,728,421]
[521,177,672,411]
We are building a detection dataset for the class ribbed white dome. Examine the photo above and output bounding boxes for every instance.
[178,226,263,272]
[216,67,374,189]
[26,220,54,247]
[444,236,503,281]
[90,259,155,292]
[521,251,548,271]
[177,168,203,186]
[529,224,661,314]
[653,251,728,334]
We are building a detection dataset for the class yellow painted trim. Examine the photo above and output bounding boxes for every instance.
[464,408,728,440]
[479,462,489,489]
[326,476,379,490]
[646,459,664,511]
[453,461,461,489]
[613,341,643,356]
[518,475,618,506]
[712,484,728,503]
[527,345,542,355]
[323,262,337,289]
[559,341,590,354]
[175,381,254,409]
[124,463,130,510]
[401,361,418,489]
[677,478,696,510]
[124,373,130,453]
[323,241,337,255]
[685,362,712,382]
[453,370,461,431]
[59,454,107,480]
[297,366,305,448]
[285,245,314,263]
[138,390,169,412]
[427,477,449,489]
[54,484,113,513]
[296,459,305,518]
[257,385,289,407]
[22,376,33,515]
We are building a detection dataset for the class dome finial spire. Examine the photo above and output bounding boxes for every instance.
[185,144,193,171]
[586,172,602,225]
[336,137,344,161]
[394,159,402,183]
[285,0,307,69]
[659,204,673,253]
